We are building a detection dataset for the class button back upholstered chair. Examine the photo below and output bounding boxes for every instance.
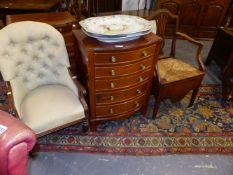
[0,21,89,137]
[151,9,205,118]
[0,110,36,175]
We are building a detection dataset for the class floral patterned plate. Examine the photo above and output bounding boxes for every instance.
[82,28,151,43]
[79,15,152,36]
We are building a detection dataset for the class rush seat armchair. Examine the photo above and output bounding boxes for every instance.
[0,21,89,137]
[151,9,205,118]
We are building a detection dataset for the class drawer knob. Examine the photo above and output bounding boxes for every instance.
[109,108,114,114]
[111,69,116,76]
[138,77,143,82]
[111,56,116,63]
[140,64,146,70]
[135,102,140,107]
[110,82,115,88]
[143,51,148,57]
[137,89,141,94]
[59,28,63,32]
[110,96,114,101]
[72,24,77,28]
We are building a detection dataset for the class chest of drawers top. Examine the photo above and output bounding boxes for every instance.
[73,30,161,53]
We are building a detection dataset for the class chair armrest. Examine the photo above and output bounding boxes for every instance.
[176,32,203,46]
[0,110,36,175]
[71,76,87,96]
[71,76,89,118]
[68,67,87,96]
[4,82,19,118]
[172,32,205,72]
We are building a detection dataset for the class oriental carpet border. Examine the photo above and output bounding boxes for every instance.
[35,132,233,155]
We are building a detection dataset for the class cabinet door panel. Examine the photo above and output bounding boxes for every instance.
[179,0,203,26]
[92,0,122,13]
[200,0,229,26]
[157,0,181,14]
[156,0,181,25]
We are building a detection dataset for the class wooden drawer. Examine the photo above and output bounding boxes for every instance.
[95,56,154,78]
[96,81,149,104]
[96,95,146,117]
[95,70,152,91]
[94,45,156,65]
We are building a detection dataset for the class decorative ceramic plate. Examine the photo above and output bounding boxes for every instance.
[79,15,152,36]
[82,29,151,43]
[82,28,151,42]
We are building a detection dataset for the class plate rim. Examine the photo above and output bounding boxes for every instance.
[79,14,152,36]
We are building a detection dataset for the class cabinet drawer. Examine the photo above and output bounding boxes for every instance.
[96,95,146,117]
[96,81,149,104]
[95,70,152,91]
[95,56,154,78]
[94,45,156,65]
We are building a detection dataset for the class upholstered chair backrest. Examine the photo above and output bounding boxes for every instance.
[0,21,78,115]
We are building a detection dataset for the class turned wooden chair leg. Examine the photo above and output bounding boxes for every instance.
[189,88,199,107]
[82,118,90,132]
[152,93,162,119]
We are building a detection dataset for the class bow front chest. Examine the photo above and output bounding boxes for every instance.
[73,30,161,131]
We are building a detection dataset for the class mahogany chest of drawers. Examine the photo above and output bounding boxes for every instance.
[73,30,161,131]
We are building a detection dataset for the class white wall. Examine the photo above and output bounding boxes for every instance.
[122,0,151,11]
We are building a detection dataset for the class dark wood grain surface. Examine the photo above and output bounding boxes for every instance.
[0,0,60,10]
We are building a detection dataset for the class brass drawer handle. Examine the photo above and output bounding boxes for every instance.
[143,51,148,57]
[111,56,116,63]
[110,96,114,101]
[138,77,143,82]
[110,82,115,88]
[140,64,146,70]
[135,102,140,107]
[136,89,141,94]
[111,69,116,76]
[109,108,114,114]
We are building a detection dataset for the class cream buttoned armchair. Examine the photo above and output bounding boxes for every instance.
[0,21,89,137]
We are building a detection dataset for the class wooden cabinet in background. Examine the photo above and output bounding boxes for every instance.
[73,30,161,131]
[88,0,122,16]
[206,27,233,99]
[156,0,230,38]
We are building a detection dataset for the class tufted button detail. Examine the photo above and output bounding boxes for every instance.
[48,54,55,59]
[57,63,63,68]
[27,36,35,43]
[37,72,45,78]
[52,70,59,76]
[32,55,39,61]
[38,44,44,51]
[42,62,49,68]
[16,60,23,66]
[21,48,28,54]
[22,77,29,83]
[26,66,34,72]
[14,72,19,78]
[53,42,59,47]
[1,51,9,57]
[42,35,50,41]
[9,39,17,46]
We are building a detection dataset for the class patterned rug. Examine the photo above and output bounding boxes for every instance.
[1,84,233,155]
